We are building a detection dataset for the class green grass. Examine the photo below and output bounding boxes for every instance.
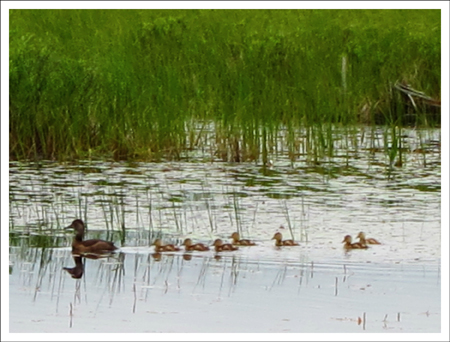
[9,9,441,162]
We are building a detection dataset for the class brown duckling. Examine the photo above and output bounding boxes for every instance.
[230,232,256,246]
[65,219,118,254]
[152,239,181,252]
[357,232,381,245]
[342,235,368,249]
[271,232,299,246]
[182,238,210,251]
[213,239,239,252]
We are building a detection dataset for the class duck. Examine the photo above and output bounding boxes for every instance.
[342,235,368,249]
[182,238,210,251]
[357,232,381,245]
[229,232,256,246]
[213,239,239,252]
[65,219,118,254]
[151,238,181,252]
[271,232,299,246]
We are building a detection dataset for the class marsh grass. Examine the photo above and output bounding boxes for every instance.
[9,10,440,162]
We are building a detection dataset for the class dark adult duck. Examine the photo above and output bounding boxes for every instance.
[65,219,118,254]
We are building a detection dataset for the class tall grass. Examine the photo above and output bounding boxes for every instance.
[9,9,441,162]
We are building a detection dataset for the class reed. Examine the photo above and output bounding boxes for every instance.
[9,10,440,162]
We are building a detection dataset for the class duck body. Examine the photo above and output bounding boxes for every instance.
[230,232,256,246]
[65,219,118,254]
[182,238,210,251]
[152,238,181,252]
[213,239,239,252]
[271,232,299,246]
[357,232,381,245]
[342,235,368,249]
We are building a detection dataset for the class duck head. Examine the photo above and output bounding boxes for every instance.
[182,238,193,247]
[342,235,352,243]
[271,232,282,241]
[230,232,240,240]
[213,239,223,247]
[65,219,86,237]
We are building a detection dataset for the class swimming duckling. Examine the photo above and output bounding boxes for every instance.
[342,235,368,249]
[65,219,118,254]
[271,232,299,246]
[357,232,381,245]
[152,239,181,252]
[213,239,239,252]
[230,232,256,246]
[182,238,210,251]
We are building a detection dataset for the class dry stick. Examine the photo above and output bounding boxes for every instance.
[363,312,366,330]
[283,200,295,240]
[69,302,73,328]
[132,283,137,313]
[233,192,242,235]
[335,277,338,296]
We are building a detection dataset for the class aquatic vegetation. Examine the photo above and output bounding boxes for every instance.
[9,10,440,162]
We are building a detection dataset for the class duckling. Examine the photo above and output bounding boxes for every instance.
[271,232,299,246]
[213,239,239,252]
[152,239,181,252]
[342,235,368,249]
[182,238,210,251]
[229,232,256,246]
[65,219,118,254]
[357,232,381,245]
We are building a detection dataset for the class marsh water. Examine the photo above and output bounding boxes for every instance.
[9,127,441,333]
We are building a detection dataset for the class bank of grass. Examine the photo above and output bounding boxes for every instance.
[9,9,441,162]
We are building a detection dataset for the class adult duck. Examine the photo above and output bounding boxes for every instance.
[271,232,299,246]
[65,219,118,254]
[229,232,256,246]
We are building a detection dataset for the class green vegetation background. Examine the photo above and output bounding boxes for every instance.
[9,9,441,161]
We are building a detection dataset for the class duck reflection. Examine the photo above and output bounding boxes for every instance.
[63,256,84,279]
[63,252,124,279]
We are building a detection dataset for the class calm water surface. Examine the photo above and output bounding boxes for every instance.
[8,127,441,333]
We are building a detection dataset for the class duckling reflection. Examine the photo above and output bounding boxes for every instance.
[183,253,193,261]
[152,252,162,261]
[63,256,84,279]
